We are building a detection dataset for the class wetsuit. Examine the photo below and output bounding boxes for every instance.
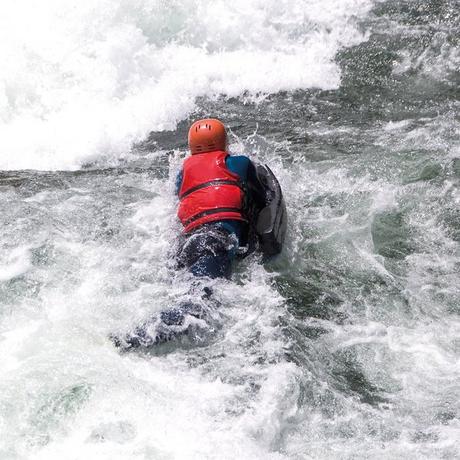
[175,155,266,278]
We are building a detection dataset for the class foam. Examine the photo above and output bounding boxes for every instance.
[0,0,372,170]
[0,246,32,281]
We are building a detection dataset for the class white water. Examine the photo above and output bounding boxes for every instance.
[1,0,460,459]
[0,166,297,458]
[0,0,372,170]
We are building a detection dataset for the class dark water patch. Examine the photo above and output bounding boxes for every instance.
[0,173,29,188]
[339,38,398,90]
[441,208,460,242]
[435,409,457,425]
[411,429,439,444]
[331,349,389,406]
[142,119,189,152]
[403,160,443,184]
[283,319,330,344]
[373,0,459,27]
[371,211,414,260]
[335,0,459,128]
[337,44,455,123]
[0,171,69,197]
[276,275,345,324]
[452,158,460,178]
[0,168,167,199]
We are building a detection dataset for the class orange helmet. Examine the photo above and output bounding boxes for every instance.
[188,118,227,155]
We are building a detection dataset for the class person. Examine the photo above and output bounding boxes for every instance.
[113,118,281,349]
[174,118,266,279]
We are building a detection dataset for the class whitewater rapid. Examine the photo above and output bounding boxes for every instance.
[1,0,459,459]
[0,0,372,170]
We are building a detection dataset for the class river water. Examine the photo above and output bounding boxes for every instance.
[0,1,459,459]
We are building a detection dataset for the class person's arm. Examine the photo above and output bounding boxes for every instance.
[175,170,183,196]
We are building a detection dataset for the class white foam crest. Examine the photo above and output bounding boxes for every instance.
[379,111,460,155]
[393,29,460,80]
[0,245,32,281]
[0,0,373,170]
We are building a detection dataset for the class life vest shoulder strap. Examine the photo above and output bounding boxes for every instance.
[179,179,246,200]
[182,207,244,228]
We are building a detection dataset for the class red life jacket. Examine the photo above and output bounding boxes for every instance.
[177,150,247,232]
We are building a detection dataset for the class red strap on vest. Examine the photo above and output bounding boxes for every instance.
[177,151,247,232]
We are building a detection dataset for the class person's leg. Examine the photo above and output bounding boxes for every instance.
[112,226,237,349]
[147,226,237,336]
[112,297,208,349]
[176,224,238,279]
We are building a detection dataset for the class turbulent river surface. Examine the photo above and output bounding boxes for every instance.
[0,1,459,459]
